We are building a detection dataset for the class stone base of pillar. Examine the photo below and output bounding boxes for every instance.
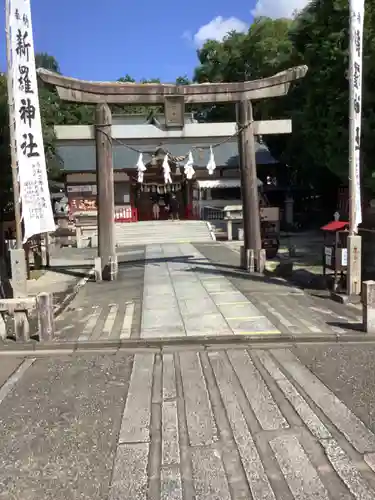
[94,257,102,282]
[95,254,118,281]
[102,254,118,281]
[347,234,362,296]
[363,280,375,333]
[240,246,266,273]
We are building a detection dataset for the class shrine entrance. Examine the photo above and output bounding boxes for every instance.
[134,182,187,221]
[130,149,190,221]
[38,65,307,280]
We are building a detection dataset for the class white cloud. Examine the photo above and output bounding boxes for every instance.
[186,2,310,49]
[251,0,310,19]
[191,16,248,47]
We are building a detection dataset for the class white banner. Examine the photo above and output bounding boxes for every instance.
[9,0,55,242]
[349,0,365,231]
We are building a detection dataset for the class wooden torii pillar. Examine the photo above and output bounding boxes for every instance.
[38,66,307,278]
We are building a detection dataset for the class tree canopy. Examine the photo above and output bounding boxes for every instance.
[193,3,375,196]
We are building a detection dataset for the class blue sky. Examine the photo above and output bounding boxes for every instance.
[0,0,303,82]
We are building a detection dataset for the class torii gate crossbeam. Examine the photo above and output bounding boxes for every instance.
[38,65,307,279]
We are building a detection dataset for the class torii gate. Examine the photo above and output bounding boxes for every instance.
[38,66,307,280]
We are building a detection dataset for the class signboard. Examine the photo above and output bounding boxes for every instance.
[349,0,365,231]
[69,198,97,213]
[324,246,332,267]
[9,0,55,242]
[342,248,348,266]
[67,184,97,194]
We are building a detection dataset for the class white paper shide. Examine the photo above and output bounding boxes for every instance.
[10,0,55,242]
[349,0,365,231]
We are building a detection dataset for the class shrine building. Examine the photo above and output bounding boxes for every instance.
[55,112,278,221]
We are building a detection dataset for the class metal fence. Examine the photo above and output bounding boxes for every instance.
[201,206,224,221]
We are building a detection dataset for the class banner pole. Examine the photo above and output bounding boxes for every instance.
[5,0,27,296]
[347,0,364,297]
[5,0,22,248]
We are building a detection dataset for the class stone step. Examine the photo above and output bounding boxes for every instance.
[115,220,214,245]
[116,237,214,244]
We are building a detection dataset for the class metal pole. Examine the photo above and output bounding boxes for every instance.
[5,0,27,298]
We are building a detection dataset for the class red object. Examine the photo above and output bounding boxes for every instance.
[320,220,349,232]
[185,204,200,220]
[114,207,138,223]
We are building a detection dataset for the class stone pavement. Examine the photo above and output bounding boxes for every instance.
[52,242,363,343]
[196,243,363,336]
[2,345,375,499]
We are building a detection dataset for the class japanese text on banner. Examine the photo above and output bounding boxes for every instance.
[9,0,55,242]
[349,0,365,232]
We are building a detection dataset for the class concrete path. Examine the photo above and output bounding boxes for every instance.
[2,345,375,499]
[141,243,278,337]
[52,247,145,342]
[50,242,364,343]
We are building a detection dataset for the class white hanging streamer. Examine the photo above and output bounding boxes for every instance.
[136,153,147,183]
[162,154,172,184]
[206,146,216,175]
[184,151,195,180]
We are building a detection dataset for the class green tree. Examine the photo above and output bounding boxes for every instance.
[176,75,191,85]
[0,74,13,216]
[193,21,294,123]
[117,74,135,83]
[35,52,61,73]
[192,9,375,197]
[35,52,95,179]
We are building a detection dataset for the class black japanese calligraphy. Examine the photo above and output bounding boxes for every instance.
[352,11,361,24]
[19,98,35,127]
[23,164,49,217]
[354,94,361,114]
[353,62,361,90]
[15,30,30,62]
[354,29,361,57]
[18,65,33,94]
[14,7,29,26]
[21,133,39,158]
[355,127,360,150]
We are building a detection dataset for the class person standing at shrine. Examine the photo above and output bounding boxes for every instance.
[152,199,160,220]
[169,194,179,220]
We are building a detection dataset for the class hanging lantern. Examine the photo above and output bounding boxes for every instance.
[175,163,181,176]
[206,146,216,175]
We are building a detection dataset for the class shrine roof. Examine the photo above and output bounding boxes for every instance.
[56,139,277,172]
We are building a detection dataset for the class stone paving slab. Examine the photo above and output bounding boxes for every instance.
[141,243,279,338]
[196,243,363,336]
[2,347,375,499]
[111,348,375,500]
[52,249,145,342]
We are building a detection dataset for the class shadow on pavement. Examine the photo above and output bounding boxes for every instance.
[327,321,364,332]
[42,265,91,279]
[118,254,293,289]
